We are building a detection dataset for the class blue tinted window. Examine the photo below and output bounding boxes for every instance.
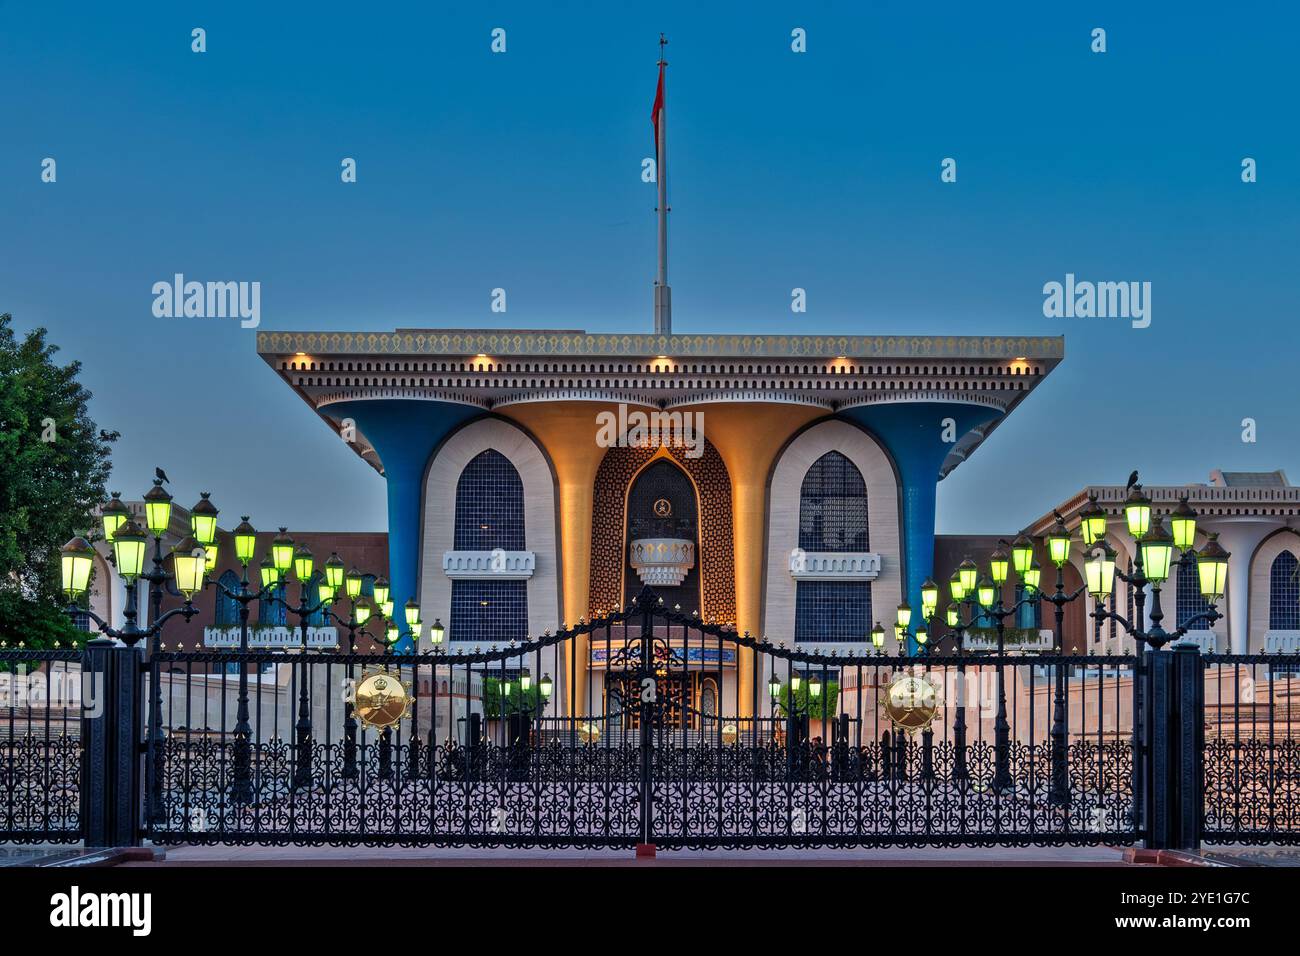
[259,583,287,627]
[454,449,525,551]
[1176,557,1211,630]
[450,580,528,643]
[306,571,325,626]
[794,581,872,643]
[1270,551,1300,630]
[215,570,241,627]
[795,452,870,642]
[1015,585,1041,630]
[450,450,529,641]
[798,452,868,552]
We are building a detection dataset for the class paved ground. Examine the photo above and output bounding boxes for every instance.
[121,843,1132,866]
[1201,847,1300,867]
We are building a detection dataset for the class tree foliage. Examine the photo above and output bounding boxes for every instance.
[0,313,117,646]
[776,679,840,719]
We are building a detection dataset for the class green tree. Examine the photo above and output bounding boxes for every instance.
[483,676,545,718]
[0,313,117,648]
[776,679,840,719]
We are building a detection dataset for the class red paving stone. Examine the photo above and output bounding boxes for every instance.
[124,843,1134,866]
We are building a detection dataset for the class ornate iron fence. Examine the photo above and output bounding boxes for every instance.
[1201,654,1300,843]
[0,648,84,843]
[10,604,1300,851]
[138,595,1141,848]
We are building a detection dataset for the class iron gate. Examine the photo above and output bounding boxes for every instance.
[137,589,1141,847]
[6,592,1300,849]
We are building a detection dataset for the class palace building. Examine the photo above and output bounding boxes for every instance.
[254,328,1063,707]
[1027,469,1300,655]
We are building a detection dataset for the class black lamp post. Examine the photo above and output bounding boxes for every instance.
[1091,482,1228,651]
[69,481,394,806]
[948,543,1019,793]
[61,482,205,825]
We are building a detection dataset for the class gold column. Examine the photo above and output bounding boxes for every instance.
[499,402,621,715]
[683,404,823,716]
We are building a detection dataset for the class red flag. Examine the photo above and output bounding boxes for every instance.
[651,63,665,158]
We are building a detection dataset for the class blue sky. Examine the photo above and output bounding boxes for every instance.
[2,1,1296,534]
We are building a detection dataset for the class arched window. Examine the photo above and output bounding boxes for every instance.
[795,452,871,642]
[1176,557,1211,630]
[305,572,325,627]
[1015,585,1041,631]
[451,450,528,643]
[259,583,287,627]
[454,449,525,550]
[1270,551,1300,630]
[215,570,241,627]
[798,452,868,552]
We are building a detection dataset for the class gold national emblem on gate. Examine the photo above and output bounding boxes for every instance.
[354,671,414,729]
[882,674,939,732]
[653,498,672,517]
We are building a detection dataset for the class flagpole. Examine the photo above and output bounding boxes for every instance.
[654,34,671,336]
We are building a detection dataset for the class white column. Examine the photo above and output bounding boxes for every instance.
[1208,522,1273,654]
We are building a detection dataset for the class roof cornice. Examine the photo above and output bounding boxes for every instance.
[257,330,1064,360]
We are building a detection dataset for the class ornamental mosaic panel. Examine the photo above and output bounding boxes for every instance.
[258,330,1064,360]
[588,441,735,624]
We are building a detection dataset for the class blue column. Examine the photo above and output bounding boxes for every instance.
[840,402,1003,652]
[324,400,480,651]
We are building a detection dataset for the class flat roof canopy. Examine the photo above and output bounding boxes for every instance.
[257,328,1063,478]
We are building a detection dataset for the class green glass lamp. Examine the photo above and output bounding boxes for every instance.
[1080,493,1108,547]
[1046,514,1072,567]
[1196,533,1229,602]
[1124,484,1152,540]
[189,492,219,546]
[1023,558,1042,593]
[958,558,978,595]
[60,537,96,600]
[270,529,295,576]
[1011,534,1034,576]
[976,575,996,609]
[989,546,1010,586]
[170,536,206,598]
[259,555,279,589]
[293,543,314,583]
[111,517,149,581]
[100,492,131,543]
[324,553,345,590]
[1139,518,1174,584]
[896,602,912,629]
[354,597,374,627]
[233,516,257,566]
[345,567,364,601]
[143,480,173,537]
[1170,495,1198,552]
[920,578,939,620]
[1084,542,1117,600]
